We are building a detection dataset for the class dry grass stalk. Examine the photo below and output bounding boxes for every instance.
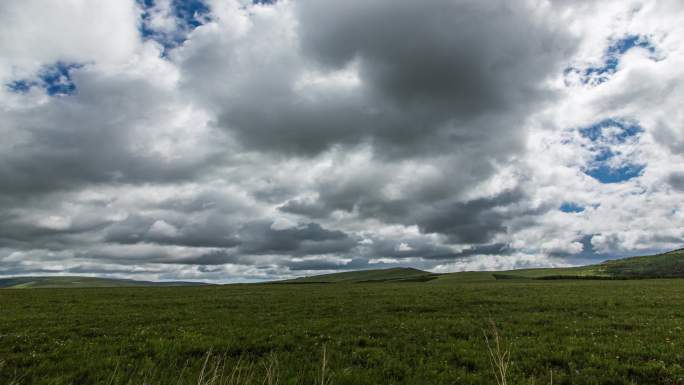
[262,353,279,385]
[483,319,511,385]
[320,345,329,385]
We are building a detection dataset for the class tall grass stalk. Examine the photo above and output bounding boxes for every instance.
[320,345,330,385]
[483,319,511,385]
[0,359,19,385]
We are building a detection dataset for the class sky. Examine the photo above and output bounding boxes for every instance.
[1,0,683,283]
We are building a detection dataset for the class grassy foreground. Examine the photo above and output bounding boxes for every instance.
[2,278,684,384]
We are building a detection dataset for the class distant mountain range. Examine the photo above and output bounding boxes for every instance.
[3,249,684,288]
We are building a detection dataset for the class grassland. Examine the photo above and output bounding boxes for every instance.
[3,249,683,290]
[3,277,684,384]
[0,276,209,289]
[492,249,684,280]
[280,267,438,283]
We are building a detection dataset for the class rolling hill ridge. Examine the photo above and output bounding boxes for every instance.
[493,248,684,280]
[279,249,684,284]
[278,267,438,283]
[4,249,684,288]
[0,276,210,289]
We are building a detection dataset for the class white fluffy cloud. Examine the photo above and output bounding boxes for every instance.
[0,0,142,83]
[0,0,683,282]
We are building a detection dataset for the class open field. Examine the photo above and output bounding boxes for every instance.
[3,277,684,384]
[493,249,684,280]
[0,276,210,289]
[279,267,439,283]
[5,249,682,290]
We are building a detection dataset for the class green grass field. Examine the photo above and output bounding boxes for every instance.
[492,249,684,280]
[0,276,209,289]
[3,277,684,384]
[280,267,439,283]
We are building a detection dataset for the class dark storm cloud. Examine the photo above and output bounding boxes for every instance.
[285,257,369,271]
[104,214,355,257]
[283,177,532,244]
[236,221,357,256]
[172,0,576,247]
[297,0,561,111]
[104,215,155,244]
[421,243,512,260]
[178,250,241,266]
[362,237,455,260]
[156,190,248,213]
[182,0,575,159]
[0,208,111,250]
[68,247,233,266]
[280,152,505,224]
[415,189,525,244]
[668,172,684,191]
[104,214,241,248]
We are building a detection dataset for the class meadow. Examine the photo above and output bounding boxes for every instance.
[2,276,684,384]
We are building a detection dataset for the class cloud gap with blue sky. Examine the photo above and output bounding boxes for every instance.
[559,202,585,214]
[138,0,212,52]
[578,119,645,184]
[6,62,83,96]
[565,34,657,86]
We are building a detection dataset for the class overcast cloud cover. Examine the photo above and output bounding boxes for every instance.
[1,0,683,282]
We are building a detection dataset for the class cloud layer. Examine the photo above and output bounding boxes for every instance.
[1,0,683,282]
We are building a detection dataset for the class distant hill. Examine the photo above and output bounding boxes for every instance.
[493,249,684,280]
[0,276,210,289]
[278,267,437,284]
[276,249,684,284]
[6,249,684,288]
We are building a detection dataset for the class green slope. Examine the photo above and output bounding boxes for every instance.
[429,271,498,283]
[277,249,684,284]
[493,249,684,280]
[6,250,684,288]
[279,267,437,283]
[0,276,210,289]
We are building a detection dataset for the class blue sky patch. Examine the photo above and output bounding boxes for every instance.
[560,202,585,213]
[6,79,34,93]
[138,0,211,52]
[565,35,655,86]
[578,119,645,184]
[173,0,211,29]
[579,118,642,143]
[6,62,82,96]
[585,163,645,184]
[40,62,82,95]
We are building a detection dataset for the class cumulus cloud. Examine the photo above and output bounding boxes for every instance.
[0,0,141,82]
[1,0,683,282]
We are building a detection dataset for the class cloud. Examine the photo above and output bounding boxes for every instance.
[0,0,141,83]
[668,173,684,191]
[236,221,356,256]
[1,64,223,196]
[179,0,574,159]
[413,189,527,244]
